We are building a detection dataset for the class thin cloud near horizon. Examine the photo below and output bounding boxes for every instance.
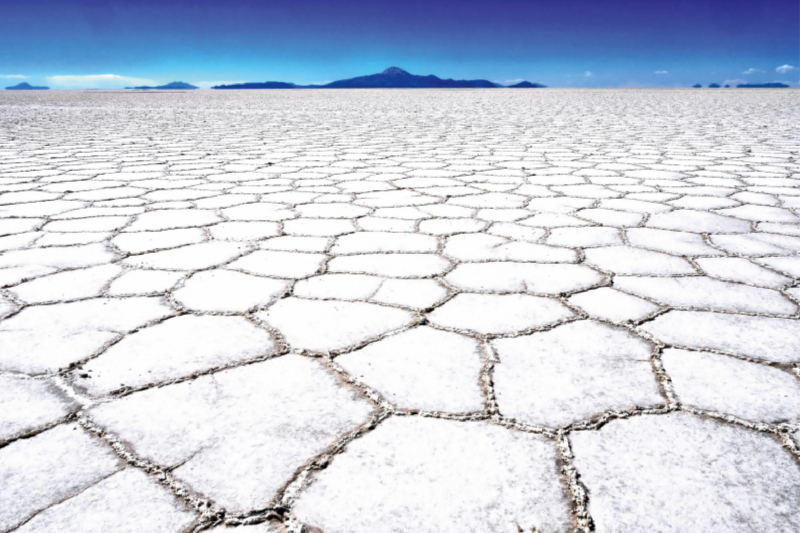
[46,74,156,89]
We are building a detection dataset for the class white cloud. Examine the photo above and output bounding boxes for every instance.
[498,78,524,85]
[776,64,798,74]
[584,71,592,77]
[655,71,668,74]
[0,74,28,79]
[723,79,747,86]
[46,74,156,89]
[195,80,245,89]
[742,68,764,75]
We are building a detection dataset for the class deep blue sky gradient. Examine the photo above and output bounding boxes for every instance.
[1,0,798,88]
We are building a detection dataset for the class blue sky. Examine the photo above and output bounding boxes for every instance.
[1,0,798,88]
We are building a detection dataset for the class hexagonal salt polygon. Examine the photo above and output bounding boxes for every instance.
[493,320,662,427]
[294,417,573,533]
[89,355,374,513]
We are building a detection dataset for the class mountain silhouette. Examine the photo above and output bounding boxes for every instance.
[507,81,547,88]
[127,81,198,90]
[736,83,790,88]
[214,81,298,89]
[321,67,497,88]
[212,68,546,89]
[5,82,48,90]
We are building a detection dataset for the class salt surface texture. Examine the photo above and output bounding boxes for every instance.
[1,88,798,531]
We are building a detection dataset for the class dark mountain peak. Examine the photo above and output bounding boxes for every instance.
[130,81,198,90]
[6,82,49,90]
[159,81,198,89]
[380,67,411,76]
[322,68,499,88]
[508,81,547,88]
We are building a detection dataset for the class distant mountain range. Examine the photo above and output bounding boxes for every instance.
[213,67,546,89]
[5,82,48,90]
[694,82,790,89]
[737,83,790,88]
[126,81,198,90]
[213,81,300,89]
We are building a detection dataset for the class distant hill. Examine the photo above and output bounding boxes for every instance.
[708,83,721,88]
[212,67,546,89]
[736,83,790,88]
[214,81,298,89]
[5,82,48,90]
[127,81,198,90]
[507,81,547,88]
[692,84,702,88]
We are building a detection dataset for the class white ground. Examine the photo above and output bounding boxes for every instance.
[0,88,799,533]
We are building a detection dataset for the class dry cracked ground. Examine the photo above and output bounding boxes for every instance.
[0,88,799,533]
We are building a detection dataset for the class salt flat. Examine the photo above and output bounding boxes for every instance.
[0,88,799,532]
